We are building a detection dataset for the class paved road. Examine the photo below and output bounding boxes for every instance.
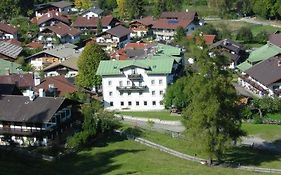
[122,117,281,152]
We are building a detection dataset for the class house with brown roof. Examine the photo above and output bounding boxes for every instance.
[81,6,104,18]
[0,94,76,146]
[186,34,216,45]
[0,73,34,91]
[151,11,202,41]
[38,22,81,48]
[96,25,132,51]
[210,39,246,69]
[35,1,73,17]
[34,11,70,31]
[34,76,77,97]
[72,15,119,34]
[43,56,78,78]
[0,22,18,40]
[129,16,155,38]
[238,55,281,97]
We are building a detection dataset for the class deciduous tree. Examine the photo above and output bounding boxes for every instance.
[76,43,109,89]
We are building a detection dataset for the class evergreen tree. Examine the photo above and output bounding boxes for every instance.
[174,26,186,43]
[76,43,109,89]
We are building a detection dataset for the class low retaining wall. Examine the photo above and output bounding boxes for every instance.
[114,114,182,125]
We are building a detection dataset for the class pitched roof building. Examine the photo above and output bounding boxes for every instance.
[0,22,17,40]
[0,41,23,61]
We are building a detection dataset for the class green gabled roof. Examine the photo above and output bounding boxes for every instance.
[0,59,24,75]
[237,61,252,72]
[247,43,281,63]
[156,43,182,56]
[96,57,176,76]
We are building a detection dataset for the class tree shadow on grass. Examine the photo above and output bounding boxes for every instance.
[53,134,145,175]
[225,145,281,167]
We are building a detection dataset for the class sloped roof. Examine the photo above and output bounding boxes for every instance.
[73,15,116,28]
[0,22,17,35]
[237,61,252,72]
[34,75,77,96]
[0,73,34,88]
[96,57,176,76]
[247,43,281,63]
[0,41,23,59]
[44,56,79,71]
[211,39,243,53]
[99,25,131,38]
[0,95,65,123]
[130,16,155,26]
[152,18,193,30]
[46,22,81,37]
[26,41,44,49]
[82,6,104,15]
[0,84,22,95]
[26,44,81,61]
[160,11,197,20]
[0,59,23,75]
[186,34,216,45]
[245,56,281,86]
[52,1,73,8]
[36,11,70,25]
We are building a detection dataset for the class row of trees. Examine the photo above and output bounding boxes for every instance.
[208,0,281,19]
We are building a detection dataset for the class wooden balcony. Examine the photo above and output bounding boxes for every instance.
[0,127,46,136]
[116,85,147,92]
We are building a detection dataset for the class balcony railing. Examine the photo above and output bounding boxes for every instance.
[128,74,142,80]
[0,127,46,136]
[116,85,147,92]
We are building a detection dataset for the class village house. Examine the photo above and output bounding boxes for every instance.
[0,94,75,146]
[111,42,183,60]
[129,16,155,38]
[96,25,132,51]
[152,11,202,41]
[25,44,81,70]
[35,1,73,17]
[81,6,104,18]
[238,55,281,97]
[72,15,119,34]
[43,56,78,78]
[38,22,81,48]
[186,34,216,45]
[96,56,182,111]
[237,42,281,72]
[34,75,77,97]
[34,11,70,32]
[0,41,23,62]
[210,39,246,69]
[0,22,18,40]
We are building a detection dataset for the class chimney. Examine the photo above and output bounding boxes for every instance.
[47,12,51,18]
[55,12,59,16]
[34,77,41,86]
[28,90,35,101]
[116,53,120,60]
[186,9,189,12]
[278,60,281,67]
[5,68,10,75]
[39,88,45,97]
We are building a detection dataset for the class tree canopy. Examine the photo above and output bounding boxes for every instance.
[183,46,245,161]
[76,43,109,89]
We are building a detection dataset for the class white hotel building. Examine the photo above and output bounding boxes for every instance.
[96,57,181,111]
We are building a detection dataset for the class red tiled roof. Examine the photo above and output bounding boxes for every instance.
[26,41,44,49]
[131,16,155,26]
[186,34,216,45]
[46,22,81,37]
[152,18,193,30]
[0,22,17,35]
[0,74,34,89]
[73,15,116,28]
[110,48,128,60]
[1,39,21,46]
[125,42,150,49]
[34,75,77,96]
[36,11,70,25]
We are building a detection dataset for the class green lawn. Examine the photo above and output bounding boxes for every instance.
[0,134,269,175]
[135,127,281,169]
[266,113,281,121]
[242,123,281,141]
[118,111,182,121]
[250,25,280,36]
[181,4,219,17]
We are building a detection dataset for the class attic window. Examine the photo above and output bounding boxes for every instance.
[152,65,157,68]
[113,66,118,69]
